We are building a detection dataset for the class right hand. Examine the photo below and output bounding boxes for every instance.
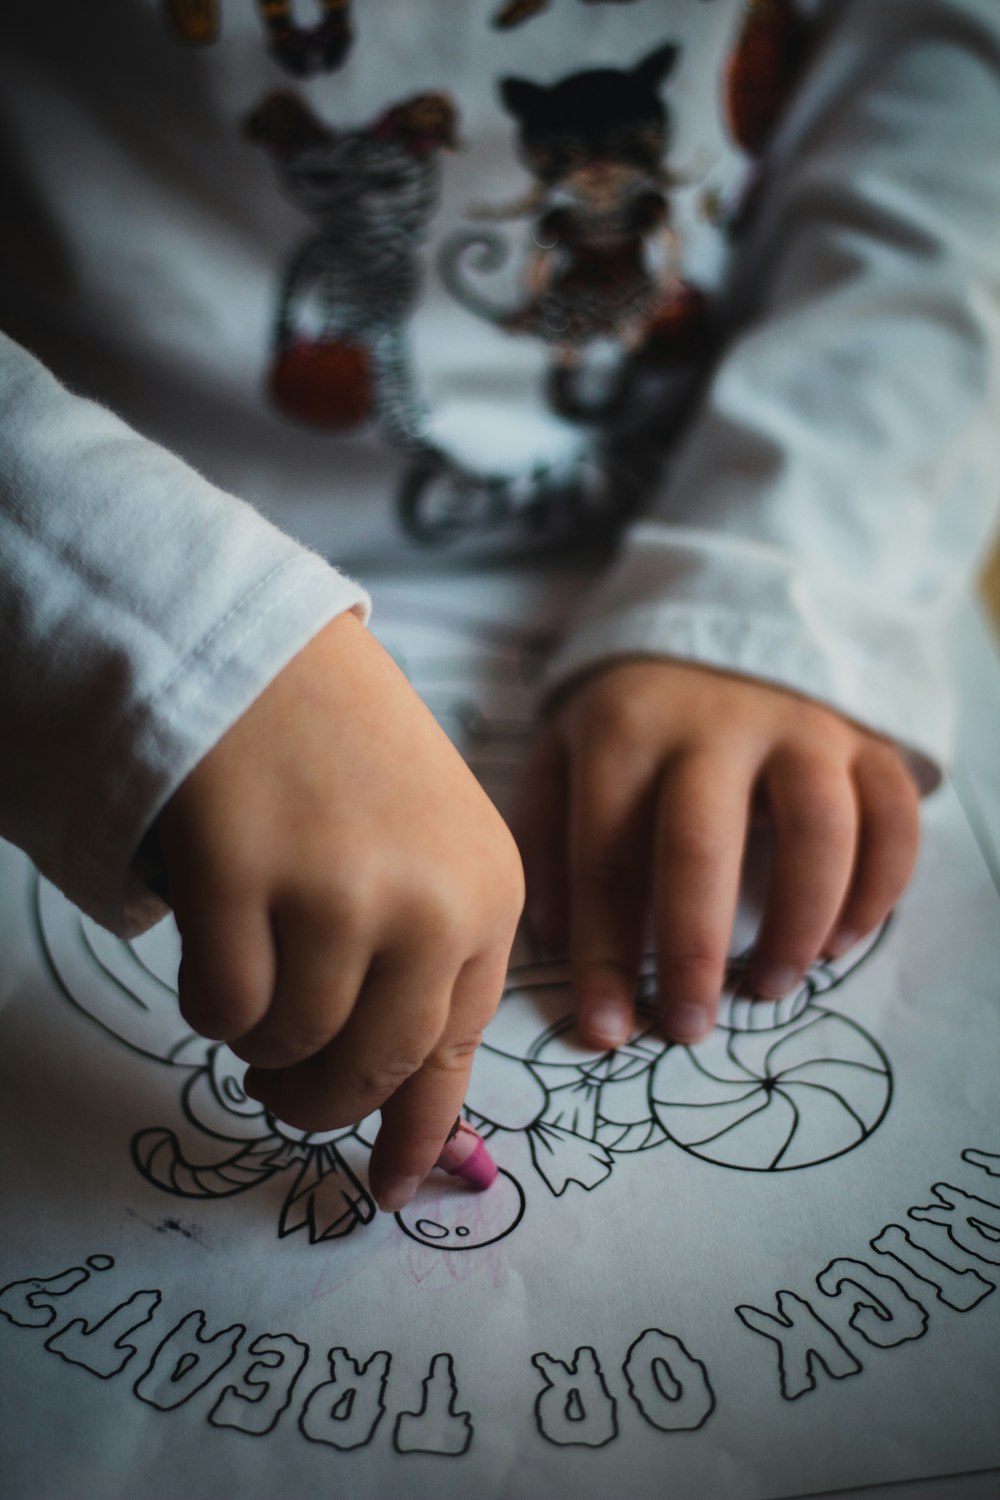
[156,611,524,1212]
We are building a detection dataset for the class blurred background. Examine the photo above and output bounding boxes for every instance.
[983,533,1000,638]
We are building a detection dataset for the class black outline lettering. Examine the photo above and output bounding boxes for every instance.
[298,1347,390,1450]
[209,1332,309,1436]
[735,1291,861,1400]
[46,1291,161,1378]
[910,1182,1000,1265]
[392,1352,473,1456]
[623,1328,716,1432]
[962,1148,1000,1179]
[134,1310,245,1411]
[871,1224,994,1312]
[816,1258,927,1348]
[0,1263,93,1330]
[531,1346,618,1447]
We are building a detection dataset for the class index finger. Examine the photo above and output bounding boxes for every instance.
[369,946,510,1211]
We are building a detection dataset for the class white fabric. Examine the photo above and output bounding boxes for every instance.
[1,0,999,929]
[0,334,370,934]
[544,0,1000,790]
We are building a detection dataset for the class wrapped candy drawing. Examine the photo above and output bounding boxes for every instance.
[134,1042,378,1241]
[465,962,671,1195]
[468,932,892,1187]
[35,872,895,1249]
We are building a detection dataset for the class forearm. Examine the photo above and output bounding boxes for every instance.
[0,332,369,933]
[546,0,1000,787]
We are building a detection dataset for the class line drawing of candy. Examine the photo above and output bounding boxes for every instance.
[647,941,893,1172]
[32,604,896,1250]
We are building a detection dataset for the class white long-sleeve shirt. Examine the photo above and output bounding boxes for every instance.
[2,0,999,934]
[543,0,1000,786]
[0,335,370,933]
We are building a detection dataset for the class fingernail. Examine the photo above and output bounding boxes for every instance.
[584,999,630,1048]
[667,1004,712,1043]
[826,929,859,959]
[378,1176,421,1214]
[754,965,800,998]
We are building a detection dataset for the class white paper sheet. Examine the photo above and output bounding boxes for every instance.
[1,578,998,1500]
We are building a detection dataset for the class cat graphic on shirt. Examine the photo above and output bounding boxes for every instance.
[246,89,458,437]
[441,43,709,418]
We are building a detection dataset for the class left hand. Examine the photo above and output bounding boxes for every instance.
[513,658,921,1049]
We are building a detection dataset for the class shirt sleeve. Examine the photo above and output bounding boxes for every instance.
[0,332,370,936]
[542,0,1000,792]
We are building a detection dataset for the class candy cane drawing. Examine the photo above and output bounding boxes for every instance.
[34,885,378,1242]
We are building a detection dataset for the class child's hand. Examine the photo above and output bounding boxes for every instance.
[515,659,920,1048]
[156,612,524,1211]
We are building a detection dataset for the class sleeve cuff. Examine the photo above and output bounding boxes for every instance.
[73,553,370,937]
[541,524,950,794]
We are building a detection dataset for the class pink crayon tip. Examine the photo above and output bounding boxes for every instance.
[436,1118,499,1190]
[452,1137,499,1190]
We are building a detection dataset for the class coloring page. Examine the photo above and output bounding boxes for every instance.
[1,581,998,1500]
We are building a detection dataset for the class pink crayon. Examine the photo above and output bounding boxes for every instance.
[436,1117,498,1190]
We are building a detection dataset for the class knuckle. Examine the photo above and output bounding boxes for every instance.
[417,895,466,951]
[429,1032,484,1072]
[579,690,649,744]
[393,873,465,941]
[658,947,722,994]
[497,837,527,911]
[299,870,375,936]
[354,1053,426,1103]
[778,789,851,846]
[662,816,726,871]
[233,1023,333,1070]
[467,823,525,922]
[178,977,264,1042]
[482,882,527,950]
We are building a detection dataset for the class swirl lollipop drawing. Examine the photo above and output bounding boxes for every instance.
[647,938,893,1172]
